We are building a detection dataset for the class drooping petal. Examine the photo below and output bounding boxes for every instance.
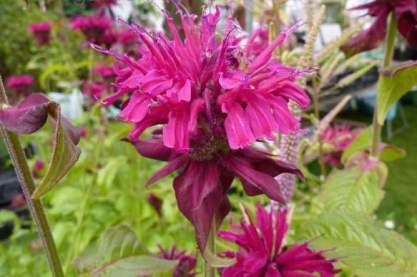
[147,155,189,185]
[396,9,417,46]
[267,95,300,134]
[173,161,230,251]
[163,105,190,151]
[248,23,300,74]
[222,154,286,203]
[119,93,151,123]
[178,79,192,102]
[276,82,310,109]
[127,138,173,161]
[341,5,391,57]
[223,103,255,149]
[246,95,279,140]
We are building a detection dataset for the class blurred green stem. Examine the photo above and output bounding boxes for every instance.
[0,77,64,277]
[371,13,397,157]
[63,177,93,274]
[204,219,216,277]
[312,77,327,177]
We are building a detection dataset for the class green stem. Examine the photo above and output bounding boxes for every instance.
[371,13,397,157]
[0,77,64,277]
[204,220,216,277]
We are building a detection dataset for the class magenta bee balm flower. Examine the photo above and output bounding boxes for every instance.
[159,246,196,277]
[342,0,417,56]
[94,7,309,251]
[219,205,340,277]
[29,21,52,45]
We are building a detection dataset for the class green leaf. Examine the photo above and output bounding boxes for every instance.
[0,210,17,224]
[377,61,417,124]
[97,157,127,189]
[74,224,147,274]
[379,144,406,162]
[301,212,417,277]
[32,104,81,199]
[318,167,384,215]
[92,255,178,277]
[335,61,378,88]
[341,127,372,163]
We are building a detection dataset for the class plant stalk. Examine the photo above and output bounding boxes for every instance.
[0,77,64,277]
[312,77,327,177]
[371,13,397,157]
[204,219,217,277]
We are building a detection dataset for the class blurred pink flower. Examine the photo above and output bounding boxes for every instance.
[6,75,34,99]
[342,0,417,56]
[147,193,163,216]
[33,160,45,178]
[94,64,116,81]
[159,246,196,277]
[9,193,26,209]
[118,29,136,45]
[321,124,359,167]
[93,6,308,252]
[219,204,340,277]
[118,29,139,56]
[79,127,88,137]
[29,21,52,45]
[91,0,117,9]
[71,15,113,45]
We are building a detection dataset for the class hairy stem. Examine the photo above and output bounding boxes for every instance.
[0,77,64,277]
[312,77,327,177]
[371,13,397,157]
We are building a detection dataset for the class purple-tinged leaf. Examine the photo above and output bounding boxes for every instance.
[0,93,81,199]
[0,93,49,134]
[32,102,81,198]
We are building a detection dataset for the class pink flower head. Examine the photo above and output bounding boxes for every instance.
[6,75,34,97]
[321,124,359,167]
[94,7,309,152]
[71,15,112,45]
[29,21,52,45]
[219,204,340,277]
[159,246,196,277]
[93,6,308,252]
[342,0,417,56]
